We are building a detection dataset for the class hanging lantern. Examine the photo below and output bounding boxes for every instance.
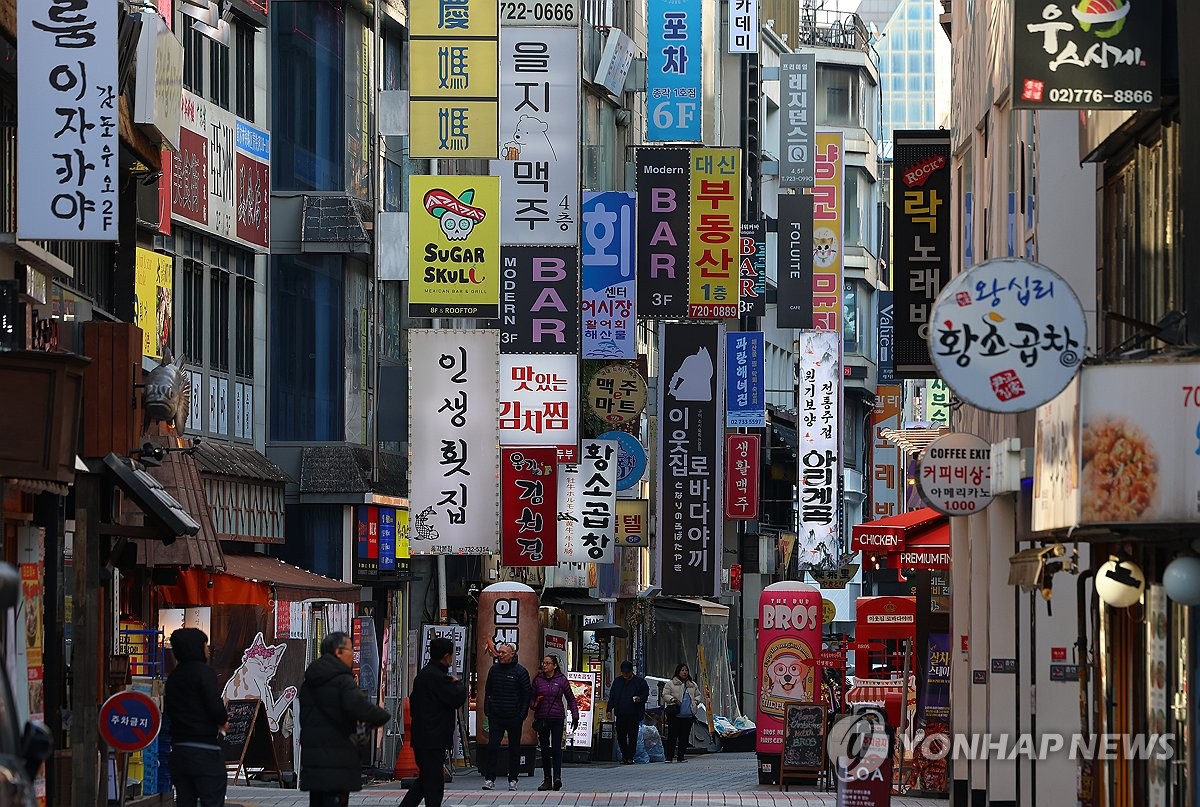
[1163,555,1200,605]
[1095,557,1145,609]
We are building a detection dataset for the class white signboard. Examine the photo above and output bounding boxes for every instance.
[929,258,1086,413]
[728,0,758,53]
[778,53,815,189]
[500,354,579,460]
[491,26,580,245]
[543,628,570,668]
[797,331,841,569]
[18,0,119,239]
[500,0,579,25]
[565,671,597,748]
[420,624,468,678]
[409,329,501,555]
[555,440,618,565]
[918,432,994,516]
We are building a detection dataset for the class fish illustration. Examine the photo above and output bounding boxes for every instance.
[142,348,191,436]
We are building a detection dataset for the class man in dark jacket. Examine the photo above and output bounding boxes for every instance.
[299,631,391,807]
[605,661,649,765]
[400,636,467,807]
[481,642,532,791]
[164,628,228,807]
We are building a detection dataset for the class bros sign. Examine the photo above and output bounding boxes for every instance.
[761,601,820,632]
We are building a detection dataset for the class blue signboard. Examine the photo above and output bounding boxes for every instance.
[647,0,702,141]
[598,429,647,491]
[378,507,396,571]
[582,192,637,359]
[725,331,765,428]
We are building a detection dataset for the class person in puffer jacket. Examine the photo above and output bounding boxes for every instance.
[529,655,579,791]
[481,643,532,791]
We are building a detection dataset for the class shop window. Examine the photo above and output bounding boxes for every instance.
[209,36,230,110]
[234,21,256,120]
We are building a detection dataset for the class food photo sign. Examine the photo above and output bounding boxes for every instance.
[566,671,596,748]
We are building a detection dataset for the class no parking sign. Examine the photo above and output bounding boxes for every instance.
[99,691,161,752]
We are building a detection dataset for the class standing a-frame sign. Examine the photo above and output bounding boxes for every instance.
[779,701,827,791]
[221,698,283,787]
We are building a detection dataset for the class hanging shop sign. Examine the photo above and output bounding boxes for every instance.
[501,447,559,567]
[739,221,767,318]
[587,364,648,427]
[500,354,578,462]
[797,331,841,570]
[728,0,758,53]
[134,248,173,359]
[614,498,650,546]
[778,53,816,188]
[918,432,993,517]
[555,440,618,564]
[636,147,691,319]
[688,148,741,318]
[776,191,814,329]
[598,429,647,491]
[878,290,895,383]
[812,132,844,331]
[926,379,951,426]
[646,0,702,141]
[724,434,761,521]
[409,176,501,318]
[929,257,1085,413]
[499,246,579,354]
[582,191,637,359]
[354,505,411,582]
[870,385,902,520]
[726,331,765,428]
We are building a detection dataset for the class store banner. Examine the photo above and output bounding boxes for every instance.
[581,191,637,359]
[739,221,767,318]
[776,191,814,329]
[500,246,579,354]
[726,331,765,427]
[870,386,901,520]
[912,632,950,794]
[134,249,173,359]
[778,53,816,188]
[566,672,597,748]
[492,26,580,244]
[877,290,894,383]
[555,441,617,564]
[925,379,950,426]
[655,322,724,596]
[408,329,500,555]
[891,130,950,378]
[420,624,468,678]
[724,434,760,521]
[728,0,758,53]
[636,147,691,318]
[646,0,702,141]
[812,132,843,331]
[499,354,578,462]
[614,498,649,547]
[797,331,840,570]
[686,148,741,318]
[501,447,559,567]
[409,176,501,318]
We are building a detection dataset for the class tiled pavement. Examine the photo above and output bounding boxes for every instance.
[226,752,946,806]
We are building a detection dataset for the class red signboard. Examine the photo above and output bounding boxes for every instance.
[501,447,558,567]
[1051,647,1066,661]
[171,126,209,225]
[723,434,760,520]
[235,153,270,247]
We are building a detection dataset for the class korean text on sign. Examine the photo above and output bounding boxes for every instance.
[647,0,702,141]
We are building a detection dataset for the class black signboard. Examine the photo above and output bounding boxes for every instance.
[891,130,950,379]
[1050,664,1080,682]
[776,191,814,329]
[877,290,894,383]
[1012,0,1161,110]
[636,147,691,318]
[739,221,767,318]
[972,670,987,685]
[991,658,1017,675]
[780,701,827,783]
[655,322,722,596]
[499,246,579,354]
[221,699,282,785]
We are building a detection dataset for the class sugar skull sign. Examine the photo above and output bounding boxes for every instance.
[409,175,501,318]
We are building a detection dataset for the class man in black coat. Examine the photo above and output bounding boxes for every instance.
[481,642,532,791]
[605,661,649,764]
[400,636,467,807]
[164,628,228,807]
[299,631,392,807]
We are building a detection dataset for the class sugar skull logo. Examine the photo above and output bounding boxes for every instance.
[424,187,487,241]
[813,227,840,269]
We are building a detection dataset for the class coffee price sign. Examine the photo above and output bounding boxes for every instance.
[918,432,993,517]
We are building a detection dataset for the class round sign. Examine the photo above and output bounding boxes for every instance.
[586,364,648,425]
[928,258,1086,413]
[598,430,647,491]
[822,598,837,625]
[99,690,161,752]
[918,432,994,516]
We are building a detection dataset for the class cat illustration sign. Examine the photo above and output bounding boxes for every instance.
[100,691,161,752]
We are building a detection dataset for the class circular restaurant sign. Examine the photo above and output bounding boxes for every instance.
[928,258,1086,413]
[586,364,648,425]
[597,429,647,491]
[918,432,994,517]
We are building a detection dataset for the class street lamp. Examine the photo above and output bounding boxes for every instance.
[588,622,629,698]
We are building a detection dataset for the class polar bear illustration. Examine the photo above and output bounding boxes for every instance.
[502,115,557,162]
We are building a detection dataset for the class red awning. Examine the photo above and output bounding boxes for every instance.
[851,507,944,552]
[889,518,951,570]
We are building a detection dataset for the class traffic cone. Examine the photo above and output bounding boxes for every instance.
[393,697,419,783]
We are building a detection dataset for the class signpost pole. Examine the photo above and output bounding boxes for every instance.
[898,638,911,793]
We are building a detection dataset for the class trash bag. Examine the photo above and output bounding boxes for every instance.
[613,722,653,764]
[641,723,665,763]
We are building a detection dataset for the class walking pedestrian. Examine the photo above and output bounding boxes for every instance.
[298,632,391,807]
[481,642,532,791]
[662,663,704,763]
[164,628,228,807]
[399,637,467,807]
[605,661,648,765]
[530,654,579,791]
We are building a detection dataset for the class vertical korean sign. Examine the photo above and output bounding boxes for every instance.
[500,354,578,462]
[726,331,765,427]
[724,434,760,520]
[636,147,690,318]
[812,132,843,331]
[797,331,840,569]
[871,385,901,520]
[647,0,702,141]
[408,329,500,554]
[776,191,814,329]
[688,148,741,318]
[656,322,723,596]
[556,440,618,565]
[501,447,558,566]
[778,53,815,188]
[409,176,501,318]
[493,26,580,243]
[739,221,767,317]
[892,130,950,378]
[409,0,499,158]
[877,289,894,383]
[582,192,637,359]
[728,0,758,53]
[134,248,173,359]
[500,246,579,353]
[19,0,118,239]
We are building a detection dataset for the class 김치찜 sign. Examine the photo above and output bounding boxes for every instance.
[929,258,1086,413]
[918,432,993,517]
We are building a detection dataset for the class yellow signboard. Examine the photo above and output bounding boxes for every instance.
[410,40,500,98]
[409,100,499,159]
[134,247,173,359]
[409,0,498,38]
[688,147,741,318]
[397,507,410,560]
[812,132,843,331]
[614,498,649,547]
[408,175,501,318]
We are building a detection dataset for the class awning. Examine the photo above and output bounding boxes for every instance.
[542,594,607,614]
[654,597,729,620]
[845,675,916,707]
[299,446,407,502]
[222,554,360,605]
[888,518,950,569]
[851,507,944,551]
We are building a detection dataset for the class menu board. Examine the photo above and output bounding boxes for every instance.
[780,701,826,777]
[565,672,596,749]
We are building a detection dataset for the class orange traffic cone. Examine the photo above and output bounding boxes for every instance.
[393,697,419,782]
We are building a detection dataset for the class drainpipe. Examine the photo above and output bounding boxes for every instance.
[1076,567,1096,807]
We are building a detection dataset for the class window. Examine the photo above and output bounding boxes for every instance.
[818,65,860,128]
[178,233,205,364]
[210,37,230,109]
[209,243,230,372]
[235,21,255,120]
[843,280,859,354]
[181,15,204,93]
[234,252,255,378]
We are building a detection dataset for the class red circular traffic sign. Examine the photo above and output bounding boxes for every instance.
[99,691,161,752]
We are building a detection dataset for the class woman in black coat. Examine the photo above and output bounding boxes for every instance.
[299,632,392,807]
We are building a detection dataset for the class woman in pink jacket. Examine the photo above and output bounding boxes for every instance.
[529,655,580,791]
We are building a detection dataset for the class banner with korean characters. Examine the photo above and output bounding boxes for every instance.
[892,129,951,378]
[409,0,499,158]
[615,498,649,547]
[586,364,648,427]
[656,322,724,596]
[409,176,501,318]
[1146,585,1168,807]
[728,0,758,53]
[501,447,559,566]
[134,248,173,359]
[420,624,468,678]
[500,246,579,353]
[739,221,767,318]
[688,148,741,318]
[726,331,765,428]
[647,0,702,141]
[871,386,902,520]
[724,434,760,520]
[492,26,579,244]
[812,132,843,331]
[407,329,500,555]
[637,147,691,318]
[582,192,637,359]
[555,441,618,564]
[18,0,118,240]
[354,505,412,583]
[1012,0,1160,110]
[499,0,579,24]
[917,432,993,517]
[797,331,841,570]
[925,379,951,426]
[778,53,816,189]
[776,191,814,329]
[500,354,578,462]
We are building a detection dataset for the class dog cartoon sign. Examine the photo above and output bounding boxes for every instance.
[756,581,823,756]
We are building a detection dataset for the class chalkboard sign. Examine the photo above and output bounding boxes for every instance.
[779,701,827,791]
[221,699,283,787]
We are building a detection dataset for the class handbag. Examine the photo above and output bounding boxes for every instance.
[665,704,681,718]
[310,687,375,758]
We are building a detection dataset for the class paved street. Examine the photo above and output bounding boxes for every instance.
[226,752,945,806]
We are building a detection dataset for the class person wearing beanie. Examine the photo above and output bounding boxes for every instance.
[605,661,648,765]
[164,628,228,807]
